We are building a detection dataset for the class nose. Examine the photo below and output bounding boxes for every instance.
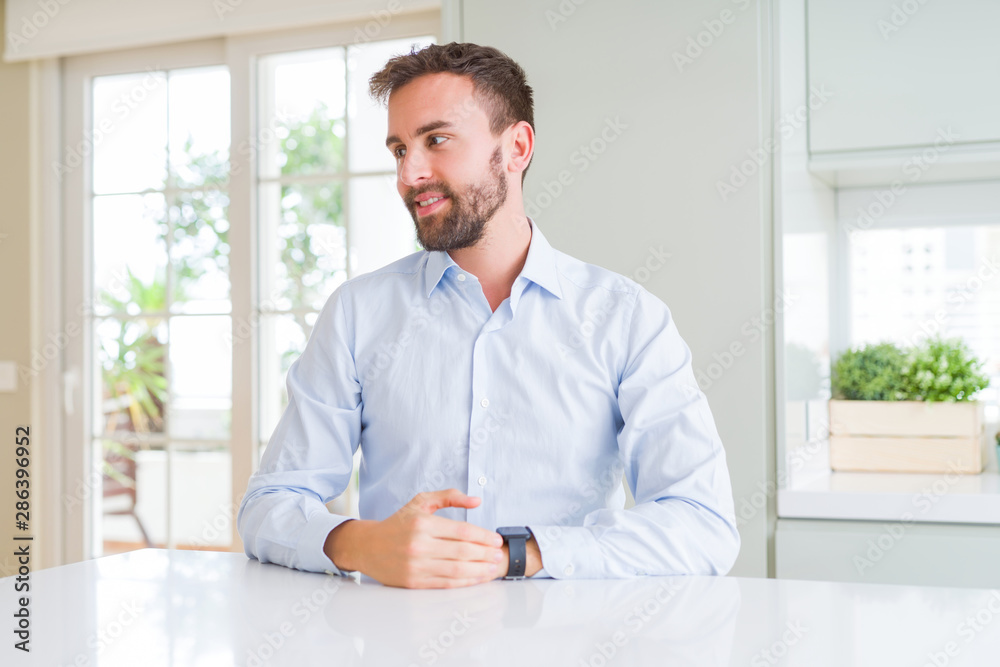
[398,147,432,189]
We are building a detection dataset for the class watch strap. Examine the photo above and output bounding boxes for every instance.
[504,532,527,579]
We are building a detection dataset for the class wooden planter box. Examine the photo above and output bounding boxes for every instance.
[829,400,984,474]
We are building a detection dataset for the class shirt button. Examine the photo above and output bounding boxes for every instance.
[457,273,467,282]
[564,564,575,576]
[480,398,490,408]
[477,475,487,487]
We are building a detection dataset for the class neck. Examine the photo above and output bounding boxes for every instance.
[448,208,532,308]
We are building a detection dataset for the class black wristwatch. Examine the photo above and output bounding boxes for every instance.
[497,526,532,579]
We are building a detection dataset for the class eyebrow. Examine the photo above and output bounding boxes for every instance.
[385,120,454,150]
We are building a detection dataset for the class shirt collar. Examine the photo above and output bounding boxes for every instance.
[518,217,563,300]
[422,245,455,298]
[422,216,563,300]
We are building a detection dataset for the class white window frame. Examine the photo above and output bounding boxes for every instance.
[57,11,440,564]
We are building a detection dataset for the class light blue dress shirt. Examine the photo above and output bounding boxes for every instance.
[238,217,740,579]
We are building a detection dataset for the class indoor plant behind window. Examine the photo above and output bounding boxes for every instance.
[829,337,990,474]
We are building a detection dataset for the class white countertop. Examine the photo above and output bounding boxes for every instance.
[4,549,1000,666]
[777,435,1000,524]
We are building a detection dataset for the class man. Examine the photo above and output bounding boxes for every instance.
[237,42,740,589]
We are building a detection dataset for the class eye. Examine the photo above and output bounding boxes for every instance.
[393,136,447,160]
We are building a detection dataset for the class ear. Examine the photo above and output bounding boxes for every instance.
[507,120,534,178]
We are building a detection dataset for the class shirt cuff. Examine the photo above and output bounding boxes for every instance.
[525,526,550,578]
[527,524,601,579]
[299,512,357,576]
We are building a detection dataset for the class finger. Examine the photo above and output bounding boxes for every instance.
[423,515,504,547]
[410,488,482,514]
[420,558,500,581]
[430,537,506,564]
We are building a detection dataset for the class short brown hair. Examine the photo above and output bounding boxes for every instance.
[369,42,535,184]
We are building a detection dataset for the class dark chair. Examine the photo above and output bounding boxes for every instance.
[102,441,154,548]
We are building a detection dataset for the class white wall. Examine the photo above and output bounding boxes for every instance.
[0,6,32,576]
[458,0,775,577]
[3,0,439,61]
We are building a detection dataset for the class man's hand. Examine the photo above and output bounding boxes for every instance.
[324,489,506,589]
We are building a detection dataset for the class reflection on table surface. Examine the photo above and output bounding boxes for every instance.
[5,548,1000,666]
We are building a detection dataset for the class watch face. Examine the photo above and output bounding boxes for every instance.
[497,526,531,540]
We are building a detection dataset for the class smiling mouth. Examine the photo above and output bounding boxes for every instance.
[415,196,449,216]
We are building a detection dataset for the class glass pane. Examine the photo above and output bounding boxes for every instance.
[258,48,346,179]
[346,36,435,173]
[169,316,232,440]
[170,444,233,550]
[349,174,419,276]
[169,190,231,314]
[258,182,347,310]
[96,318,169,437]
[169,66,231,189]
[783,231,831,483]
[850,227,1000,354]
[97,437,167,555]
[258,313,315,443]
[93,193,168,316]
[90,63,234,561]
[849,225,1000,413]
[93,70,168,194]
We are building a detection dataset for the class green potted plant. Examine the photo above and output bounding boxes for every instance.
[829,337,989,474]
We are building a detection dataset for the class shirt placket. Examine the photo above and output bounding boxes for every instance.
[464,282,515,531]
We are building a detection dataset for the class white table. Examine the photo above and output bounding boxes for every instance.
[4,548,1000,666]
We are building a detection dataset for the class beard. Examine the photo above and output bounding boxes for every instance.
[405,145,509,252]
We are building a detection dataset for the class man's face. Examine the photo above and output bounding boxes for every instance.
[385,72,510,251]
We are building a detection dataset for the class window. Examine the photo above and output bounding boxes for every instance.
[90,64,234,555]
[61,16,438,561]
[778,179,1000,511]
[847,226,1000,412]
[255,39,426,458]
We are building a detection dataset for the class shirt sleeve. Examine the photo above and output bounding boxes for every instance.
[237,285,362,576]
[527,287,741,579]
